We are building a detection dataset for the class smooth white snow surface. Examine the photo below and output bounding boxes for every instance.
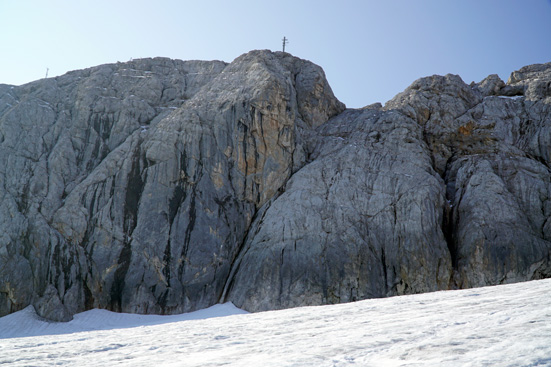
[1,279,551,366]
[0,302,248,339]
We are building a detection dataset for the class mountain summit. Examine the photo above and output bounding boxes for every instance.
[1,50,550,321]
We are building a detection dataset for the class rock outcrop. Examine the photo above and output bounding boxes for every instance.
[223,107,452,310]
[0,51,344,320]
[225,64,551,312]
[1,51,550,320]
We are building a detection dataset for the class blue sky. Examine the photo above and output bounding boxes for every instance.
[1,0,550,108]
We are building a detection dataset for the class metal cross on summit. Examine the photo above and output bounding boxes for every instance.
[282,36,288,52]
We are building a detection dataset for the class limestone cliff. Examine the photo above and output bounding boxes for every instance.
[0,51,549,320]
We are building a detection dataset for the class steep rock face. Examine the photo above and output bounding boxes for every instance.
[224,107,452,310]
[1,52,550,320]
[225,64,551,311]
[0,57,229,320]
[0,51,344,320]
[385,67,551,288]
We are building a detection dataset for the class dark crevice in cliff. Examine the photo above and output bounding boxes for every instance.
[177,152,203,281]
[238,119,249,193]
[163,240,172,289]
[158,289,170,312]
[381,247,388,294]
[16,182,31,215]
[218,196,276,304]
[83,276,94,310]
[419,118,461,280]
[177,185,196,281]
[441,154,464,291]
[123,151,146,236]
[87,113,115,170]
[111,149,146,312]
[443,198,458,270]
[110,239,132,312]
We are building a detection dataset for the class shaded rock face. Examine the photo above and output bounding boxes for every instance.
[224,108,452,310]
[384,68,551,289]
[225,64,551,311]
[1,51,550,320]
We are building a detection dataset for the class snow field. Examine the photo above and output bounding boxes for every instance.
[1,279,550,366]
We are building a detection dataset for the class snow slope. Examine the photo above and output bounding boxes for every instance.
[1,279,550,366]
[0,302,248,339]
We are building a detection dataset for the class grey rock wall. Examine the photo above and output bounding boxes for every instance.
[1,51,550,320]
[0,51,344,320]
[223,108,452,311]
[224,63,551,311]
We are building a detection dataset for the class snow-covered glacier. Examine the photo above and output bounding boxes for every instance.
[1,279,550,366]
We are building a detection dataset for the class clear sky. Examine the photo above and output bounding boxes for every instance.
[1,0,550,108]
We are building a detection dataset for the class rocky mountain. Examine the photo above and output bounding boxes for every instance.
[1,50,550,321]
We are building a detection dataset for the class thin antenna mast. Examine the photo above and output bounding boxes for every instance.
[282,36,288,52]
[45,68,49,78]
